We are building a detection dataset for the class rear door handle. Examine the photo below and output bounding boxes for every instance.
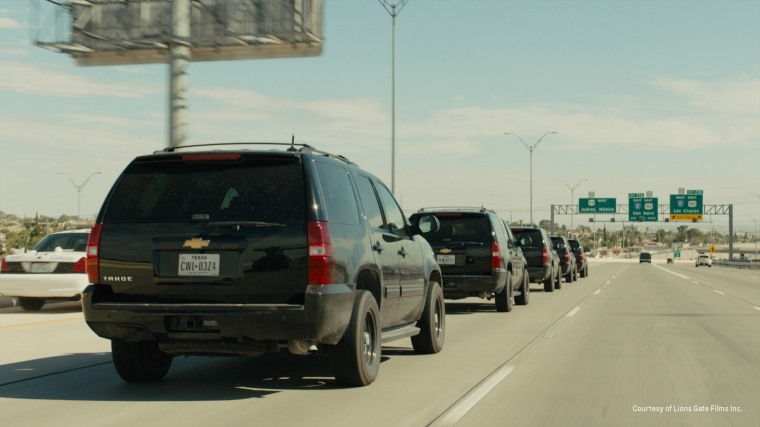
[373,242,384,253]
[398,247,407,257]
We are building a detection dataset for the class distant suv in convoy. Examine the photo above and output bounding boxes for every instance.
[639,252,652,263]
[409,207,528,312]
[550,235,577,283]
[82,143,446,387]
[568,238,588,278]
[511,226,561,292]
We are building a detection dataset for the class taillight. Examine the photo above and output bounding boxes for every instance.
[86,223,102,283]
[1,258,8,273]
[564,250,570,264]
[492,242,501,270]
[542,247,550,266]
[577,251,584,262]
[307,221,335,285]
[72,257,86,273]
[182,153,241,162]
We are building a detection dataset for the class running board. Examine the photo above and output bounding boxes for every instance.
[381,323,420,344]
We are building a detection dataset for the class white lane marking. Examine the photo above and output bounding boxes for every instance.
[566,306,581,317]
[593,290,601,295]
[692,281,700,285]
[652,264,690,279]
[714,290,725,295]
[433,365,515,426]
[753,306,760,311]
[605,280,611,285]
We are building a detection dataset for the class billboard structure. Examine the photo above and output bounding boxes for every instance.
[36,0,324,66]
[34,0,324,147]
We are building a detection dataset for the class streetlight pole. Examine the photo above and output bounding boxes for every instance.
[378,0,411,193]
[505,131,557,226]
[56,171,102,219]
[557,179,587,235]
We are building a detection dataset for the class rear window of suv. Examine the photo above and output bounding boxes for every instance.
[511,229,544,248]
[422,213,491,246]
[104,156,305,223]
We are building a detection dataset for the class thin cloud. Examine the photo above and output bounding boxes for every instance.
[0,60,156,98]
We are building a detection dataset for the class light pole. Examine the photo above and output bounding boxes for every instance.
[56,171,102,219]
[505,131,557,226]
[751,216,758,260]
[377,0,411,193]
[557,179,587,235]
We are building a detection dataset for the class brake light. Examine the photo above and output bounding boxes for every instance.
[564,249,570,264]
[86,223,102,283]
[577,250,584,263]
[542,247,549,266]
[72,257,86,273]
[492,242,501,270]
[1,258,8,273]
[307,221,335,285]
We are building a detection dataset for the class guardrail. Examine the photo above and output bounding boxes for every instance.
[714,260,760,269]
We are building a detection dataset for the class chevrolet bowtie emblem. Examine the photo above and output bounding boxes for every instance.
[183,238,210,249]
[440,248,452,254]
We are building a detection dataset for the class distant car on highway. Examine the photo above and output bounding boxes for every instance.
[695,254,712,267]
[0,229,90,310]
[639,252,652,263]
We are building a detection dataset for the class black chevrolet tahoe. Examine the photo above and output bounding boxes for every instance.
[550,235,577,283]
[510,226,561,292]
[409,207,529,312]
[82,143,445,387]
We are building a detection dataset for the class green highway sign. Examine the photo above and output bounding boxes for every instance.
[670,191,703,221]
[629,197,658,222]
[579,198,616,213]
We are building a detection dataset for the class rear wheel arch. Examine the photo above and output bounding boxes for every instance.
[356,268,382,309]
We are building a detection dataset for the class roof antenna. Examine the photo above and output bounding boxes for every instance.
[288,134,296,152]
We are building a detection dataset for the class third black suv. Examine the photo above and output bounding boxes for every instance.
[551,235,577,283]
[568,238,588,278]
[410,207,528,312]
[82,143,445,387]
[511,226,561,292]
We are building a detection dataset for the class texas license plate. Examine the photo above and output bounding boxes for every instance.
[436,254,456,265]
[178,254,220,276]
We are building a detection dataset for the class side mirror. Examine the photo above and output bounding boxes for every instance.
[411,214,440,235]
[584,247,590,253]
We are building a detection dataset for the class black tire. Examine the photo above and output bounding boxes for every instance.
[329,290,381,386]
[565,268,573,283]
[543,270,555,292]
[18,298,45,311]
[555,268,562,290]
[495,274,513,312]
[580,265,588,278]
[111,340,172,383]
[411,281,445,354]
[515,271,530,306]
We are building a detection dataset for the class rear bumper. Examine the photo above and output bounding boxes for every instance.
[82,283,355,347]
[440,269,507,297]
[526,266,552,283]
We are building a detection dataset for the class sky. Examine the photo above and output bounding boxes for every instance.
[0,0,759,234]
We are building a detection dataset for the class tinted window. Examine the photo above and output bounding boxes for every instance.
[314,162,360,225]
[511,229,544,247]
[105,157,305,223]
[375,183,408,237]
[424,214,490,246]
[355,175,384,229]
[34,233,89,252]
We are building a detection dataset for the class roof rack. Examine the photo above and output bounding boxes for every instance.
[417,206,491,213]
[156,142,356,166]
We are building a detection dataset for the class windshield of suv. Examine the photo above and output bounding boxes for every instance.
[104,157,305,223]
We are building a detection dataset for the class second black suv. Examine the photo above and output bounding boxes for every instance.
[410,207,528,312]
[511,226,561,292]
[568,238,588,278]
[82,143,445,387]
[551,235,577,283]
